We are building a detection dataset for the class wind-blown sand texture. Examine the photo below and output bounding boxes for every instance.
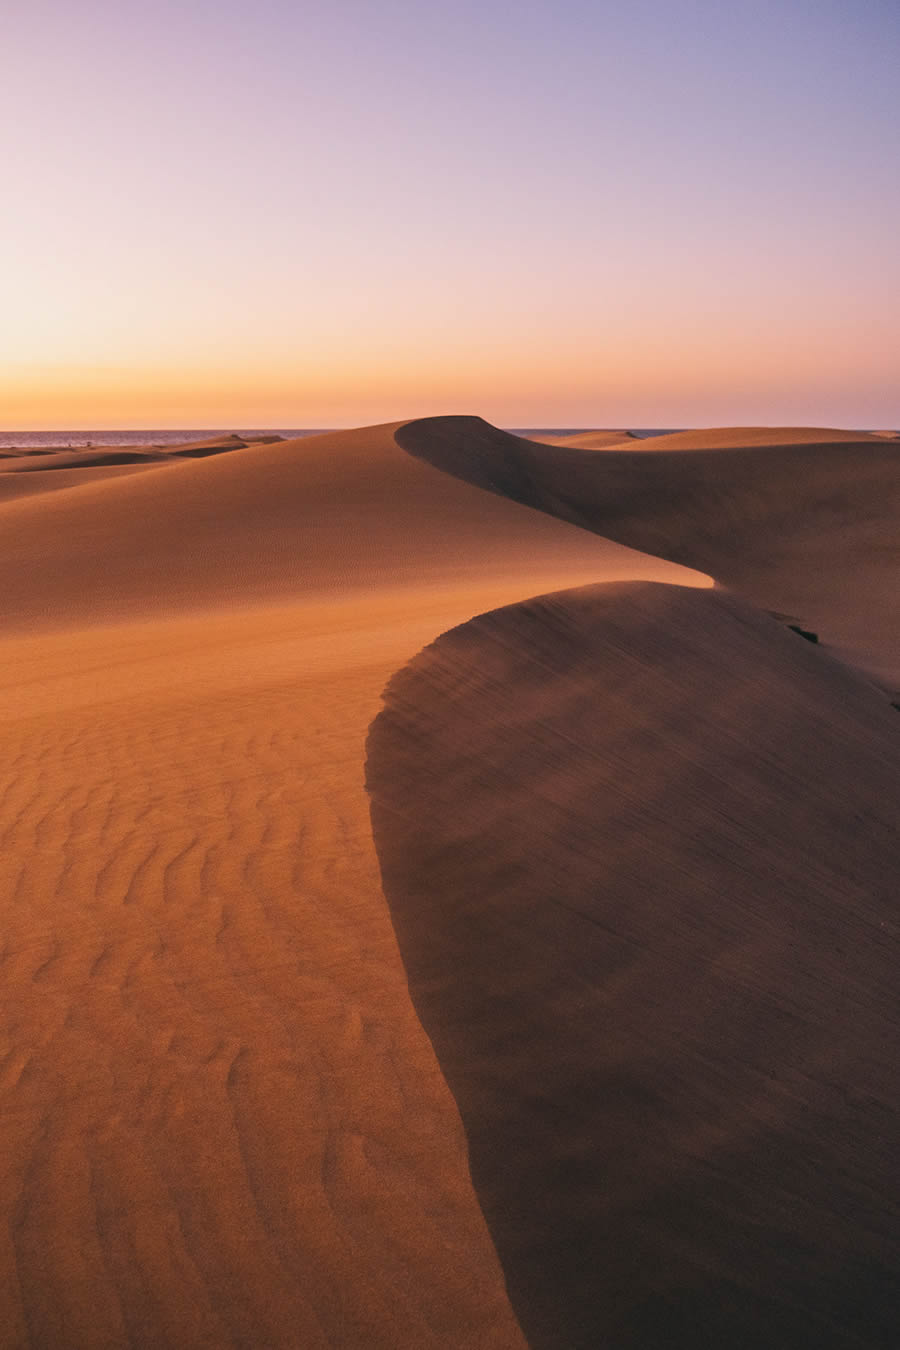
[368,582,900,1349]
[1,417,897,1347]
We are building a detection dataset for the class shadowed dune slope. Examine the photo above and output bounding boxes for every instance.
[3,412,895,1346]
[0,448,171,472]
[0,423,711,1347]
[397,416,900,688]
[0,422,702,634]
[367,581,900,1350]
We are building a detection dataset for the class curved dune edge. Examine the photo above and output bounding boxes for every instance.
[366,580,900,1350]
[613,425,890,449]
[0,433,284,501]
[0,422,712,1347]
[396,415,900,691]
[529,426,888,451]
[0,421,706,636]
[1,411,895,1346]
[527,430,636,448]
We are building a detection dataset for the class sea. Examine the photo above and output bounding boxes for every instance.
[0,428,677,449]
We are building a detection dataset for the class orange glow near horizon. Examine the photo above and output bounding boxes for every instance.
[4,312,896,431]
[2,1,898,431]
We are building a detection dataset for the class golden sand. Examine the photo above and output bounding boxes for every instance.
[0,418,896,1347]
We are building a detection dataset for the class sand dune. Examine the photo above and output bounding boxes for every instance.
[368,581,900,1349]
[522,427,883,452]
[160,432,248,452]
[0,447,62,457]
[0,448,171,472]
[0,421,705,1348]
[528,430,636,448]
[0,463,170,503]
[0,432,285,497]
[623,425,888,449]
[0,433,273,464]
[0,422,701,634]
[0,602,532,1348]
[2,412,897,1347]
[398,416,900,689]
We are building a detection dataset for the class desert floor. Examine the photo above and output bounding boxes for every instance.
[0,420,897,1347]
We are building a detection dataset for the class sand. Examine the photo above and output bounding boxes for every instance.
[1,416,897,1347]
[0,434,290,503]
[0,423,699,1347]
[399,416,900,690]
[0,463,172,504]
[369,581,900,1348]
[527,430,637,448]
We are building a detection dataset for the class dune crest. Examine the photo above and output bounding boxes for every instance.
[527,429,636,448]
[624,425,888,449]
[2,409,897,1346]
[367,580,900,1349]
[0,419,712,1347]
[0,421,704,634]
[397,415,900,688]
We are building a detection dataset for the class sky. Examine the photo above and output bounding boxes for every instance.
[2,0,899,429]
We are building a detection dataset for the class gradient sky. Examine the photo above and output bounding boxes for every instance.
[3,0,899,428]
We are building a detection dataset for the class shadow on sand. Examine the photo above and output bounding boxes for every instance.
[366,581,900,1349]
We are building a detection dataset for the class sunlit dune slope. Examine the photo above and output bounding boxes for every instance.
[625,425,888,449]
[3,412,896,1347]
[161,432,248,452]
[368,580,900,1350]
[0,432,283,500]
[0,422,708,1348]
[523,427,882,451]
[398,415,900,688]
[527,430,635,448]
[0,601,536,1349]
[0,462,170,503]
[165,433,288,456]
[0,422,702,634]
[1,448,171,470]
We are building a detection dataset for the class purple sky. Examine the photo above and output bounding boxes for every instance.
[3,0,899,427]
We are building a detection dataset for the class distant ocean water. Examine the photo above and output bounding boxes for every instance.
[0,428,677,449]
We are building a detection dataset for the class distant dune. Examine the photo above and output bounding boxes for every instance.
[2,448,171,471]
[0,433,288,498]
[0,414,897,1347]
[0,462,170,503]
[624,425,890,449]
[0,422,701,633]
[398,416,900,690]
[527,429,637,448]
